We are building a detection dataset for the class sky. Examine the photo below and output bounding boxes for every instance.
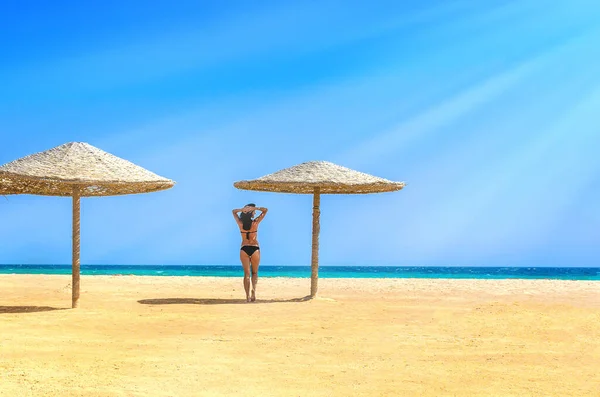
[0,0,599,267]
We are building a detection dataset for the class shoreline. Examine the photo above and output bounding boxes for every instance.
[2,273,599,287]
[1,274,599,308]
[0,264,598,281]
[1,272,600,278]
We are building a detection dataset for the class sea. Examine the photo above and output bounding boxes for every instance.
[0,264,598,280]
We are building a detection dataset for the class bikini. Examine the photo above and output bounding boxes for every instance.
[240,230,259,257]
[241,245,259,256]
[241,230,257,239]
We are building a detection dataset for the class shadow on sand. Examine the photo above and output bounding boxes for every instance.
[138,296,312,306]
[0,306,67,314]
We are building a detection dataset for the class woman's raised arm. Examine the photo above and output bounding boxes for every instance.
[232,209,243,226]
[255,207,268,223]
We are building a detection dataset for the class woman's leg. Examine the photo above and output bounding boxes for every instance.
[249,250,261,302]
[239,249,251,302]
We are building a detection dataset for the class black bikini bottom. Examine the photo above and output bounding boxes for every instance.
[241,246,260,257]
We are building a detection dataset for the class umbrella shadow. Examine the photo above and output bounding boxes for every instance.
[138,296,312,306]
[0,306,67,314]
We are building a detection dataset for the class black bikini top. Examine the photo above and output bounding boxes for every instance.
[241,230,257,239]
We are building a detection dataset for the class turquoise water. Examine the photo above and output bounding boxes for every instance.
[0,265,599,280]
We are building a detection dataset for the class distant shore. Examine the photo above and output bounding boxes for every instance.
[1,275,599,396]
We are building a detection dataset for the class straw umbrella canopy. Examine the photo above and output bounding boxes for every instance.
[0,142,174,308]
[234,161,405,298]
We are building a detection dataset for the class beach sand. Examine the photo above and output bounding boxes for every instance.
[0,275,598,396]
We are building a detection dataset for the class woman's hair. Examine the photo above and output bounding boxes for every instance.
[239,203,256,231]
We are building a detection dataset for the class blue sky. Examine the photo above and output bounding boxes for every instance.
[0,0,599,267]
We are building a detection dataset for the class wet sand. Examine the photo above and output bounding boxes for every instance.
[0,275,598,396]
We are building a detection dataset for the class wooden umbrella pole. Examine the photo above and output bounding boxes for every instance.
[72,186,81,308]
[310,188,321,298]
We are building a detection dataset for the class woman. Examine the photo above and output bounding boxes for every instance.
[232,203,268,302]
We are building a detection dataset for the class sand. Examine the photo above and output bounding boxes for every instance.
[0,275,598,396]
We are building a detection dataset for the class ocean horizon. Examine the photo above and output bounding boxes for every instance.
[0,264,598,280]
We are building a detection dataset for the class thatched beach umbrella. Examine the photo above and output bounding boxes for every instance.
[234,161,405,298]
[0,142,174,308]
